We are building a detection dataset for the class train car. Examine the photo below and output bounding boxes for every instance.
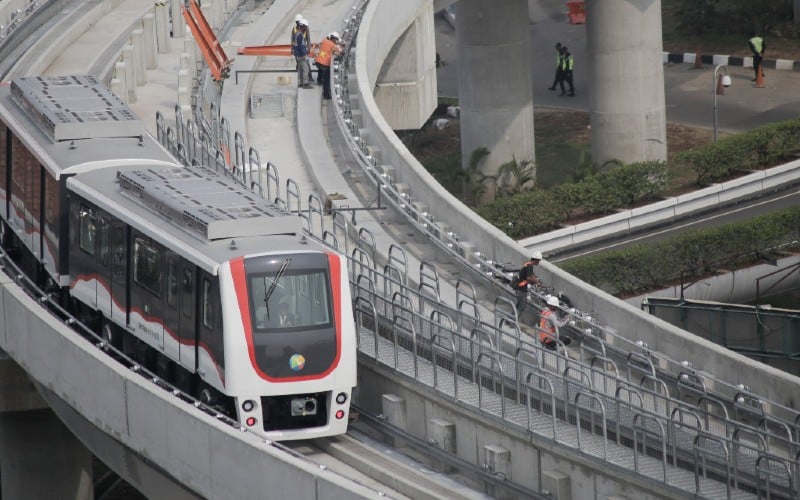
[0,75,356,440]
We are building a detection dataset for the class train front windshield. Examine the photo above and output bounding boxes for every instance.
[247,256,332,332]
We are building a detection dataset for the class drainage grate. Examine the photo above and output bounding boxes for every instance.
[250,92,286,118]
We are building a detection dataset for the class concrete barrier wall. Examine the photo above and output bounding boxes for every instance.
[0,273,376,499]
[520,159,800,253]
[354,0,800,409]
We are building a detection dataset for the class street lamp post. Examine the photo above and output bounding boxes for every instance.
[713,64,731,142]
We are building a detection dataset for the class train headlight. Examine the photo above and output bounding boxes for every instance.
[335,392,348,405]
[241,399,256,412]
[245,417,257,427]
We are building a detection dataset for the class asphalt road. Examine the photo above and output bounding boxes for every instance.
[434,10,800,133]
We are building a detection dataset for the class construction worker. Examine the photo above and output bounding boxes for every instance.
[748,33,766,82]
[315,32,343,100]
[292,19,313,89]
[538,296,571,349]
[290,14,311,49]
[512,250,542,312]
[558,46,574,97]
[547,42,563,91]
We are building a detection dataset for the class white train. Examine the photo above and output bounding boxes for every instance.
[0,75,356,440]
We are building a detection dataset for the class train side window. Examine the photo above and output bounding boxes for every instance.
[166,256,177,308]
[133,237,161,295]
[78,205,96,256]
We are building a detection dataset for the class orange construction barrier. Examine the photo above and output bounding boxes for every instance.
[566,1,585,24]
[754,65,765,88]
[693,47,703,69]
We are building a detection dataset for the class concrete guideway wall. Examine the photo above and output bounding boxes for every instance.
[353,0,800,409]
[0,273,379,500]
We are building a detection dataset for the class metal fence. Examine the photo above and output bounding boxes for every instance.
[162,2,800,496]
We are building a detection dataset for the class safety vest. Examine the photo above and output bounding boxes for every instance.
[750,36,764,55]
[538,308,557,344]
[291,24,310,47]
[315,38,337,66]
[561,54,574,71]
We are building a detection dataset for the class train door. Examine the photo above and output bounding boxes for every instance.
[95,213,112,318]
[178,260,197,369]
[130,231,164,350]
[74,203,98,309]
[110,221,129,324]
[163,252,181,362]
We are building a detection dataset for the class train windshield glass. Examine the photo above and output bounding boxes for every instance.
[249,265,332,331]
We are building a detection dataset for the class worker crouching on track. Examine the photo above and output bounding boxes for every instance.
[511,250,543,312]
[538,296,572,350]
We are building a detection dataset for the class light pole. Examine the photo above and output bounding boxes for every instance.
[713,64,731,142]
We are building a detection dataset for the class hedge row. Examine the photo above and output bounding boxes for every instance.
[478,161,668,238]
[673,118,800,184]
[560,204,800,297]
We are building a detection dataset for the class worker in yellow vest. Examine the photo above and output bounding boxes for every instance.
[748,33,766,82]
[315,32,343,100]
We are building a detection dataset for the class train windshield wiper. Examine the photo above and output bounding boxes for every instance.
[263,258,291,320]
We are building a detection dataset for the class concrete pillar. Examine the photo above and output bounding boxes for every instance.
[171,0,186,38]
[381,394,407,447]
[132,29,147,86]
[483,444,511,498]
[142,14,158,69]
[542,470,570,500]
[0,409,93,500]
[114,62,129,103]
[122,46,137,103]
[427,418,456,472]
[374,3,437,130]
[156,2,171,53]
[586,0,667,166]
[455,0,534,199]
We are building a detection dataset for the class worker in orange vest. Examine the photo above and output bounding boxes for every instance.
[538,296,571,349]
[315,32,343,100]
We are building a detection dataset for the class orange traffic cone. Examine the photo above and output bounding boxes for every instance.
[754,65,765,88]
[693,48,703,69]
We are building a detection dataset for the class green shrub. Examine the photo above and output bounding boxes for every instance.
[477,189,566,238]
[560,204,800,296]
[673,118,800,184]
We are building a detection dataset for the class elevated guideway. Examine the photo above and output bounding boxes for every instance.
[1,1,800,499]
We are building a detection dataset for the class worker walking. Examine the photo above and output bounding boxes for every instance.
[547,43,563,91]
[292,19,313,89]
[748,33,766,82]
[511,251,542,312]
[315,32,343,100]
[559,46,575,96]
[538,296,572,349]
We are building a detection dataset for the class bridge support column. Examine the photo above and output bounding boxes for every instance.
[373,2,437,130]
[455,0,534,200]
[586,0,667,166]
[0,358,93,500]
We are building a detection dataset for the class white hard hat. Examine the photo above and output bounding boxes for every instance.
[531,250,542,260]
[547,296,560,307]
[298,18,308,26]
[294,14,303,22]
[329,31,340,40]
